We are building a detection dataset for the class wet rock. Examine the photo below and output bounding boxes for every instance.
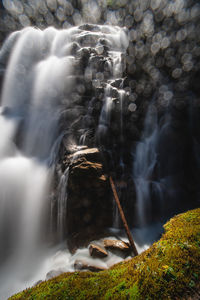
[89,243,108,258]
[46,269,64,280]
[67,147,102,163]
[110,79,123,88]
[33,280,43,287]
[74,260,106,272]
[64,148,112,251]
[63,143,88,155]
[103,239,131,253]
[79,24,99,32]
[67,230,111,254]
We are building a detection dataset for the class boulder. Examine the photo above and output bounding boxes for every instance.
[103,239,131,253]
[46,269,64,280]
[89,243,108,258]
[64,148,112,251]
[67,147,102,163]
[74,260,106,272]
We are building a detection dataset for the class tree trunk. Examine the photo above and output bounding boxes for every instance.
[109,176,138,257]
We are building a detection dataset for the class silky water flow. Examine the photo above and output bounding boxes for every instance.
[0,25,138,299]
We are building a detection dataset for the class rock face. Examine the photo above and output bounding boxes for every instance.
[89,243,108,258]
[63,148,113,251]
[67,148,102,164]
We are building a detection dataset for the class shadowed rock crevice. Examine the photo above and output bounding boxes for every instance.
[60,148,113,251]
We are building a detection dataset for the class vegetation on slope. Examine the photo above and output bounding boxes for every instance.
[10,208,200,300]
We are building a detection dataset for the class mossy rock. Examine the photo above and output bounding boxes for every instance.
[10,208,200,300]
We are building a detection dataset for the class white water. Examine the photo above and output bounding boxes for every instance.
[133,102,173,226]
[0,228,156,299]
[98,86,113,141]
[133,105,159,226]
[57,167,69,241]
[0,25,131,299]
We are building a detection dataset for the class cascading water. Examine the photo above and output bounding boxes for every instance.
[133,89,198,228]
[0,24,129,299]
[97,85,113,145]
[133,103,168,222]
[57,167,69,241]
[133,105,158,226]
[0,0,199,297]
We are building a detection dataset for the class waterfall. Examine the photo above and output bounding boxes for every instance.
[97,86,113,144]
[57,167,69,241]
[0,2,198,297]
[133,92,197,227]
[0,0,199,298]
[0,24,129,299]
[133,104,159,226]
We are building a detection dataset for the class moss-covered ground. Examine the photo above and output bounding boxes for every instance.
[10,208,200,299]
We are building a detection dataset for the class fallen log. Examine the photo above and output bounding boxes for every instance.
[109,176,138,257]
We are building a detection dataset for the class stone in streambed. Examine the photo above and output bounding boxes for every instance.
[103,239,131,253]
[74,259,106,272]
[46,269,64,280]
[89,243,108,258]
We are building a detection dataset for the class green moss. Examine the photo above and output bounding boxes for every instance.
[10,208,200,300]
[127,284,140,299]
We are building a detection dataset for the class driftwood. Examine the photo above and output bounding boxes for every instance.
[109,176,138,257]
